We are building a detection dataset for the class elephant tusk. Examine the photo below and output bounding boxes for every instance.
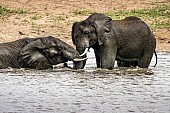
[79,48,89,57]
[73,57,88,62]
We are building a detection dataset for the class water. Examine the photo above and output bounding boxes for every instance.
[0,50,170,113]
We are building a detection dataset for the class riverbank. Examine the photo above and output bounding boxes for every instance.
[0,0,169,51]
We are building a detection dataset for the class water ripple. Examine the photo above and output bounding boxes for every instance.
[0,52,170,113]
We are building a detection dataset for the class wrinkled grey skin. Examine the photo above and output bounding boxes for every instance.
[72,13,157,69]
[0,38,34,69]
[117,60,138,67]
[0,36,83,70]
[18,36,84,70]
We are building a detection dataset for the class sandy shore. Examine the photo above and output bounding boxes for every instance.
[0,0,169,52]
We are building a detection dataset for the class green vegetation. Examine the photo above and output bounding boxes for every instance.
[0,5,27,16]
[71,4,169,29]
[51,14,69,26]
[106,4,169,18]
[0,4,169,30]
[31,22,41,31]
[43,4,48,11]
[105,4,170,29]
[31,14,42,20]
[72,9,94,16]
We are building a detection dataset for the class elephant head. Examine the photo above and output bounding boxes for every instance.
[72,13,117,69]
[72,13,112,53]
[18,36,86,70]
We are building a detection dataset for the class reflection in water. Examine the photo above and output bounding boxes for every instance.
[0,51,170,113]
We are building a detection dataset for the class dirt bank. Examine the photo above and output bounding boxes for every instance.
[0,0,169,51]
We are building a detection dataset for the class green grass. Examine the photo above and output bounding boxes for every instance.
[31,14,42,20]
[150,20,170,29]
[71,4,169,29]
[51,14,69,26]
[72,9,94,16]
[105,4,170,29]
[106,4,169,18]
[31,22,41,30]
[0,4,169,30]
[0,5,27,17]
[43,4,48,11]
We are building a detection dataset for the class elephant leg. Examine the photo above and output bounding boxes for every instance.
[117,61,121,67]
[94,49,100,68]
[117,60,138,67]
[117,61,125,67]
[99,45,117,69]
[131,61,138,67]
[138,47,154,68]
[117,61,130,67]
[124,61,130,67]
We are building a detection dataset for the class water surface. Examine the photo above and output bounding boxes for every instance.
[0,51,170,113]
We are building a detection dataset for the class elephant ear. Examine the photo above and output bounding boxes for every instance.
[18,38,52,70]
[92,14,112,45]
[72,22,79,45]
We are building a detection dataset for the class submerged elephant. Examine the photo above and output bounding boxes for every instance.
[0,36,86,70]
[72,13,157,69]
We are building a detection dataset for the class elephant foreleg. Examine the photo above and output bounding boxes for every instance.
[94,48,100,68]
[99,45,117,69]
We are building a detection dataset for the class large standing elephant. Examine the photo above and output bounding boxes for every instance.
[0,36,86,70]
[72,13,157,69]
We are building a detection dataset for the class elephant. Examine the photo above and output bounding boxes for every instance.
[0,36,86,70]
[72,13,157,69]
[0,37,33,69]
[117,60,138,67]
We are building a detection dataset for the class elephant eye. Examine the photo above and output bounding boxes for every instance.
[83,29,90,35]
[57,47,62,51]
[104,28,110,33]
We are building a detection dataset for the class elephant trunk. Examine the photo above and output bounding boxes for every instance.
[73,47,88,69]
[73,61,85,69]
[73,37,90,69]
[73,56,87,69]
[72,55,87,69]
[62,46,87,69]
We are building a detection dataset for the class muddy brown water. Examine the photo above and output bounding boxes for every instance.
[0,50,170,113]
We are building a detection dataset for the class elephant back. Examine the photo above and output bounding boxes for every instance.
[0,38,35,68]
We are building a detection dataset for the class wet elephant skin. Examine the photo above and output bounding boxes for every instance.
[0,36,82,70]
[72,13,157,69]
